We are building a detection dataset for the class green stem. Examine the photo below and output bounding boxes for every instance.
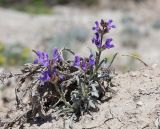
[61,93,72,108]
[92,33,104,77]
[95,50,102,72]
[52,81,72,108]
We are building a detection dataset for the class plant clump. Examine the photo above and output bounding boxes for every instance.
[1,19,117,129]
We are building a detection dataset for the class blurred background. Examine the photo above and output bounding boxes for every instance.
[0,0,160,115]
[0,0,160,72]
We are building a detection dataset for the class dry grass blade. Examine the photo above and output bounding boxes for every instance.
[122,54,149,67]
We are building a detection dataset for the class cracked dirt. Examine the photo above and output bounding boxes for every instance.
[1,65,160,129]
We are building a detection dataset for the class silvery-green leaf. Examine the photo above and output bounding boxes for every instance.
[91,83,99,98]
[76,76,80,85]
[91,91,99,98]
[69,114,75,129]
[89,100,96,109]
[71,90,80,103]
[155,117,160,129]
[97,58,108,70]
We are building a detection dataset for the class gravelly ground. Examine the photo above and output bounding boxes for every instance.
[1,65,160,129]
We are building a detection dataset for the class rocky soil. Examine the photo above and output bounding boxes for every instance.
[1,65,160,129]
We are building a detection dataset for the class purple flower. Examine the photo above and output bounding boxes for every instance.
[53,48,62,62]
[103,38,114,49]
[39,70,50,83]
[73,56,88,72]
[89,54,95,66]
[41,52,49,66]
[107,20,116,30]
[52,66,57,76]
[34,51,49,66]
[92,32,101,48]
[81,60,87,72]
[33,59,38,64]
[73,55,81,66]
[60,75,65,81]
[39,66,58,84]
[92,21,100,32]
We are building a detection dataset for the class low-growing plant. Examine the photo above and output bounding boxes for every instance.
[1,19,117,129]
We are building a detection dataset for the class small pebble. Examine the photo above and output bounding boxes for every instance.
[143,73,149,77]
[152,64,158,69]
[130,72,137,77]
[136,101,143,106]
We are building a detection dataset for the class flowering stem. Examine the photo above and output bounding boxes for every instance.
[96,51,102,71]
[94,33,104,74]
[84,73,89,97]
